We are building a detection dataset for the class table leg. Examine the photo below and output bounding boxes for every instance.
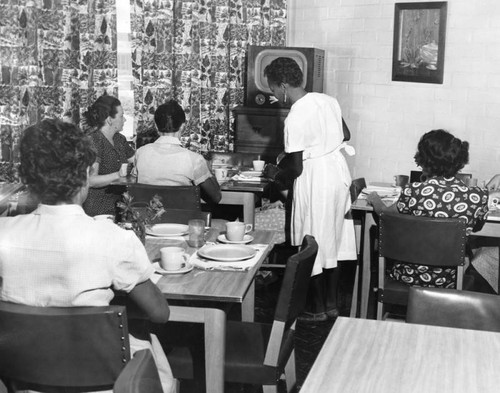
[360,212,375,319]
[204,308,226,393]
[168,306,226,393]
[217,191,256,228]
[241,280,255,322]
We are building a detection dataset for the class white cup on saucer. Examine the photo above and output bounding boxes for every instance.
[226,222,253,242]
[160,246,189,271]
[214,168,228,181]
[252,160,265,172]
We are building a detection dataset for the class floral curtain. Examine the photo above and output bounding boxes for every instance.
[130,0,287,153]
[0,0,117,181]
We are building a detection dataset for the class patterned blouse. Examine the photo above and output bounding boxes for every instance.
[391,176,489,287]
[83,130,134,217]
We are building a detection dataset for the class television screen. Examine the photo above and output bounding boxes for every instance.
[254,48,308,94]
[246,45,325,109]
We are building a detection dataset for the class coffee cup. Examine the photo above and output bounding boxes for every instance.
[214,167,228,181]
[252,160,265,172]
[394,175,409,187]
[160,246,189,271]
[226,221,253,242]
[119,163,129,177]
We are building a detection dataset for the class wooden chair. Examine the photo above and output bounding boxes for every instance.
[127,183,201,210]
[407,287,500,333]
[377,213,467,320]
[0,302,162,393]
[168,235,318,393]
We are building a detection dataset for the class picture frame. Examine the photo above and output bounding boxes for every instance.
[392,2,447,84]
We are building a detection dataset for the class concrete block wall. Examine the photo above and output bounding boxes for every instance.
[287,0,500,185]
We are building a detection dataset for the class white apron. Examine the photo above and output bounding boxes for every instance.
[291,143,357,276]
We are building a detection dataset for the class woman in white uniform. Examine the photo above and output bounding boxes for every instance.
[264,57,357,321]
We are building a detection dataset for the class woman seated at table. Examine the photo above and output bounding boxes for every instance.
[367,129,489,288]
[134,100,221,204]
[82,95,135,217]
[0,119,175,392]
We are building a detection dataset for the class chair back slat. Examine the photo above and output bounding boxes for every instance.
[127,184,201,210]
[274,235,318,328]
[407,287,500,333]
[350,177,366,203]
[0,303,129,391]
[378,213,466,267]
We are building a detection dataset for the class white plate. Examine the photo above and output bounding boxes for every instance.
[197,244,257,262]
[146,223,189,237]
[217,234,254,244]
[240,170,263,177]
[153,261,193,275]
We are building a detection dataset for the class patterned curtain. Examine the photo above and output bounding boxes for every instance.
[130,0,287,154]
[0,0,117,181]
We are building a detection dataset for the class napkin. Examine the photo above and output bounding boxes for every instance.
[190,244,268,272]
[231,174,263,182]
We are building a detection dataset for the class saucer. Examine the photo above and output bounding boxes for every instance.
[217,234,254,244]
[152,261,193,275]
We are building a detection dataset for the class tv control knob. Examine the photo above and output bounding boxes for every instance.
[255,94,266,105]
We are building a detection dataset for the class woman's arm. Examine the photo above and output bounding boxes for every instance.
[264,151,303,190]
[127,279,170,323]
[88,162,122,188]
[366,192,399,215]
[199,176,222,204]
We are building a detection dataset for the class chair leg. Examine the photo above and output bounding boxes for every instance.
[284,349,296,393]
[376,300,384,320]
[350,264,359,317]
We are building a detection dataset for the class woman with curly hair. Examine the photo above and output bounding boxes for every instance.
[262,57,357,321]
[367,129,490,288]
[0,119,175,392]
[82,95,135,216]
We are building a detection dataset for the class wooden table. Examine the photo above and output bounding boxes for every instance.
[301,317,500,393]
[351,197,500,319]
[146,229,275,393]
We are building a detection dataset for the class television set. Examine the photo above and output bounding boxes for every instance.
[245,45,325,109]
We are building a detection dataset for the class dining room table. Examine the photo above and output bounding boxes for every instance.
[145,227,275,393]
[300,316,500,393]
[350,185,500,319]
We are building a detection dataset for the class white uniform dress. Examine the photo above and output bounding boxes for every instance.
[285,93,357,276]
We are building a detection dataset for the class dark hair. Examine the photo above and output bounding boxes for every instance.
[154,100,186,133]
[414,129,469,178]
[263,57,303,87]
[83,95,121,129]
[19,119,96,204]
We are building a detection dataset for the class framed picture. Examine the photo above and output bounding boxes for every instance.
[392,2,447,84]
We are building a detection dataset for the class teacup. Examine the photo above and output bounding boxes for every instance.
[214,167,228,181]
[226,221,253,242]
[252,160,265,172]
[160,246,189,271]
[394,175,409,187]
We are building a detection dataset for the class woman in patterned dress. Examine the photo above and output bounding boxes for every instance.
[367,129,489,288]
[82,95,135,216]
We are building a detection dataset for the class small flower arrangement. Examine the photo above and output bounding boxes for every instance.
[117,192,166,242]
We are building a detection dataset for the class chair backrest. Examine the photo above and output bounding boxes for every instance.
[263,235,317,367]
[113,349,163,393]
[350,177,366,203]
[0,302,129,392]
[378,213,466,267]
[407,287,500,333]
[127,184,201,210]
[274,235,318,327]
